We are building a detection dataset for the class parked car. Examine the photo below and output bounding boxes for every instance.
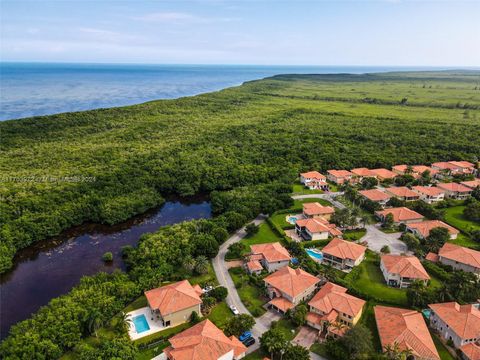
[202,285,214,293]
[239,331,252,342]
[242,337,255,347]
[229,305,239,315]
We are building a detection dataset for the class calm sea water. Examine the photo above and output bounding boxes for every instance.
[0,63,446,121]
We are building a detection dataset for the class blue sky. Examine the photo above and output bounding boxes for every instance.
[1,0,479,66]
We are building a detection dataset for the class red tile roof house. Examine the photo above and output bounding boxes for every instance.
[461,343,480,360]
[264,266,320,314]
[359,189,391,207]
[144,280,203,328]
[303,202,335,221]
[434,243,480,275]
[392,165,439,179]
[371,168,398,181]
[406,220,459,240]
[163,319,247,360]
[428,302,480,351]
[300,171,329,191]
[374,305,440,360]
[385,186,421,202]
[380,254,430,288]
[412,186,445,204]
[247,242,291,274]
[436,182,473,200]
[432,161,475,178]
[295,218,342,241]
[321,238,367,271]
[461,179,480,190]
[350,167,378,181]
[375,207,424,225]
[327,169,355,185]
[306,282,365,339]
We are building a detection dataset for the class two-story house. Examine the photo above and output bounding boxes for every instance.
[303,202,335,221]
[375,207,424,225]
[431,243,480,275]
[436,182,472,200]
[295,218,342,241]
[327,169,355,185]
[380,254,430,288]
[412,186,445,203]
[359,189,391,207]
[300,171,329,191]
[406,220,459,240]
[385,186,421,201]
[246,242,291,274]
[321,238,367,271]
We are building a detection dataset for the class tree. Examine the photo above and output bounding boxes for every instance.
[87,309,103,338]
[260,327,289,359]
[102,252,113,262]
[227,242,246,259]
[209,286,228,302]
[471,229,480,243]
[224,314,255,337]
[201,296,216,314]
[245,223,259,236]
[424,227,449,253]
[383,213,394,229]
[190,311,200,324]
[384,342,414,360]
[182,255,196,274]
[361,177,378,190]
[193,234,219,258]
[114,312,132,334]
[380,245,390,254]
[195,255,209,274]
[472,186,480,201]
[289,304,308,326]
[401,233,421,253]
[341,324,373,359]
[464,201,480,222]
[284,344,310,360]
[406,280,431,308]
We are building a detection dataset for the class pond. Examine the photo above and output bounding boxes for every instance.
[0,196,211,339]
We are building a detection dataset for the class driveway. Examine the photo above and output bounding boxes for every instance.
[292,326,318,349]
[291,193,346,210]
[212,214,269,353]
[363,224,409,254]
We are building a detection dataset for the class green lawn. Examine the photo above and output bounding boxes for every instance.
[292,183,324,195]
[274,318,299,341]
[291,198,332,210]
[207,302,234,329]
[343,229,367,241]
[347,252,408,306]
[123,295,147,313]
[310,343,332,359]
[431,331,456,360]
[443,206,480,233]
[228,267,267,317]
[188,261,218,285]
[243,349,268,360]
[270,212,294,230]
[359,302,382,352]
[241,222,282,247]
[450,233,479,249]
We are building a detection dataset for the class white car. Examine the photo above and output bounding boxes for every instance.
[202,285,214,293]
[230,305,239,315]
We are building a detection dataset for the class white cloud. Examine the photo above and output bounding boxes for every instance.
[133,11,238,24]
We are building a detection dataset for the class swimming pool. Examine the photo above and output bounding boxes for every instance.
[132,314,150,334]
[306,248,323,261]
[288,216,298,224]
[421,309,432,319]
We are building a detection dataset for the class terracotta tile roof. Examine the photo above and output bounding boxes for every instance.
[461,179,480,189]
[428,302,480,339]
[250,242,291,263]
[386,186,420,198]
[268,297,295,312]
[303,202,335,216]
[327,169,354,177]
[432,162,460,170]
[375,207,424,223]
[264,266,320,299]
[412,186,445,197]
[166,319,246,360]
[296,218,331,234]
[322,238,367,262]
[192,284,203,297]
[351,168,377,177]
[309,282,366,318]
[145,280,202,316]
[392,165,438,177]
[438,243,480,269]
[374,306,440,360]
[372,168,398,179]
[381,255,430,280]
[406,220,459,238]
[437,182,472,193]
[246,260,263,272]
[425,252,439,262]
[460,343,480,360]
[449,161,475,169]
[359,189,391,202]
[301,171,326,180]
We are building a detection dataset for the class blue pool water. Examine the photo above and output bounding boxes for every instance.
[133,314,150,334]
[306,249,323,261]
[422,309,432,319]
[288,216,298,224]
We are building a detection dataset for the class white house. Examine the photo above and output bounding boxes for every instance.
[380,255,430,288]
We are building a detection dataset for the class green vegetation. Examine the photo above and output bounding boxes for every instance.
[228,267,267,317]
[343,229,366,241]
[292,183,323,195]
[207,302,235,329]
[431,331,456,360]
[241,221,282,247]
[444,205,480,233]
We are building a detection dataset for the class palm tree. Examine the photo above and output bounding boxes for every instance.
[360,215,370,228]
[384,342,414,360]
[114,312,132,334]
[88,309,103,337]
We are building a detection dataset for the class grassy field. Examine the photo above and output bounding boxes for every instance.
[228,267,267,317]
[207,302,234,329]
[290,198,333,210]
[443,206,479,249]
[343,228,367,241]
[292,183,323,195]
[241,222,282,247]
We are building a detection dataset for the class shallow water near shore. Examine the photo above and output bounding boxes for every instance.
[0,196,211,339]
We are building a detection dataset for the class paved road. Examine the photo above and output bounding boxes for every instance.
[291,192,346,210]
[363,224,409,254]
[212,214,269,353]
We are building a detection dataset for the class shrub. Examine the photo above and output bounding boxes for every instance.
[209,286,228,302]
[102,252,113,262]
[380,245,390,254]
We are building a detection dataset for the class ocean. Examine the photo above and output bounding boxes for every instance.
[0,63,453,121]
